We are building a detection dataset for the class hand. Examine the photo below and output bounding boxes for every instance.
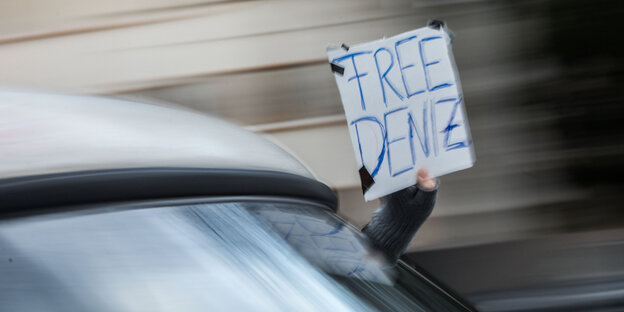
[417,168,436,190]
[363,167,439,260]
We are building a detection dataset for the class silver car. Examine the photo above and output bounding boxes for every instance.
[0,90,475,311]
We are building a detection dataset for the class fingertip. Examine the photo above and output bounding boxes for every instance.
[417,168,436,190]
[421,179,436,190]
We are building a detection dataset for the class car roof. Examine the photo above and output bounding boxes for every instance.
[0,90,314,180]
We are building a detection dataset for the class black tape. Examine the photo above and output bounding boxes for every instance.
[358,166,375,194]
[330,63,345,75]
[341,43,350,51]
[427,19,454,42]
[427,19,445,30]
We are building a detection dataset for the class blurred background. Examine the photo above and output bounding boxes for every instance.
[1,0,623,309]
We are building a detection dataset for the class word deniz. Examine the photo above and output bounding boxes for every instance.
[328,27,474,201]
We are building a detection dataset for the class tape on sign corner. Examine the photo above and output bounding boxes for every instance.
[358,166,375,194]
[427,19,455,42]
[427,19,445,30]
[330,63,345,76]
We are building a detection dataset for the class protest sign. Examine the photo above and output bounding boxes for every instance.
[328,25,475,201]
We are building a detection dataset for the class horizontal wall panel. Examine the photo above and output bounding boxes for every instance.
[121,62,344,125]
[0,0,525,91]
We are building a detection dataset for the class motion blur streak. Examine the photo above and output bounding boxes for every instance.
[0,0,622,310]
[403,0,624,310]
[0,203,374,311]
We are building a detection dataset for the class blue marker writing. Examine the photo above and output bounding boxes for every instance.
[419,36,453,92]
[350,116,386,177]
[395,36,426,98]
[374,47,404,106]
[332,51,372,111]
[407,103,430,162]
[384,107,414,177]
[437,97,469,151]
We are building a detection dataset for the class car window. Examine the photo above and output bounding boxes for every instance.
[0,200,467,311]
[247,202,469,312]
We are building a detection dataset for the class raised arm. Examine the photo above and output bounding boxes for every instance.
[362,168,438,260]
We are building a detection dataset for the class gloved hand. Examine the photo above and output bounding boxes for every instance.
[362,168,438,260]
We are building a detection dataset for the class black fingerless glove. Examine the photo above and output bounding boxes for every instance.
[362,182,439,260]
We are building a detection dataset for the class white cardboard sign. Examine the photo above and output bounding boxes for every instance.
[328,26,475,201]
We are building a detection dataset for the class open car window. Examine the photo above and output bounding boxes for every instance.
[0,200,468,311]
